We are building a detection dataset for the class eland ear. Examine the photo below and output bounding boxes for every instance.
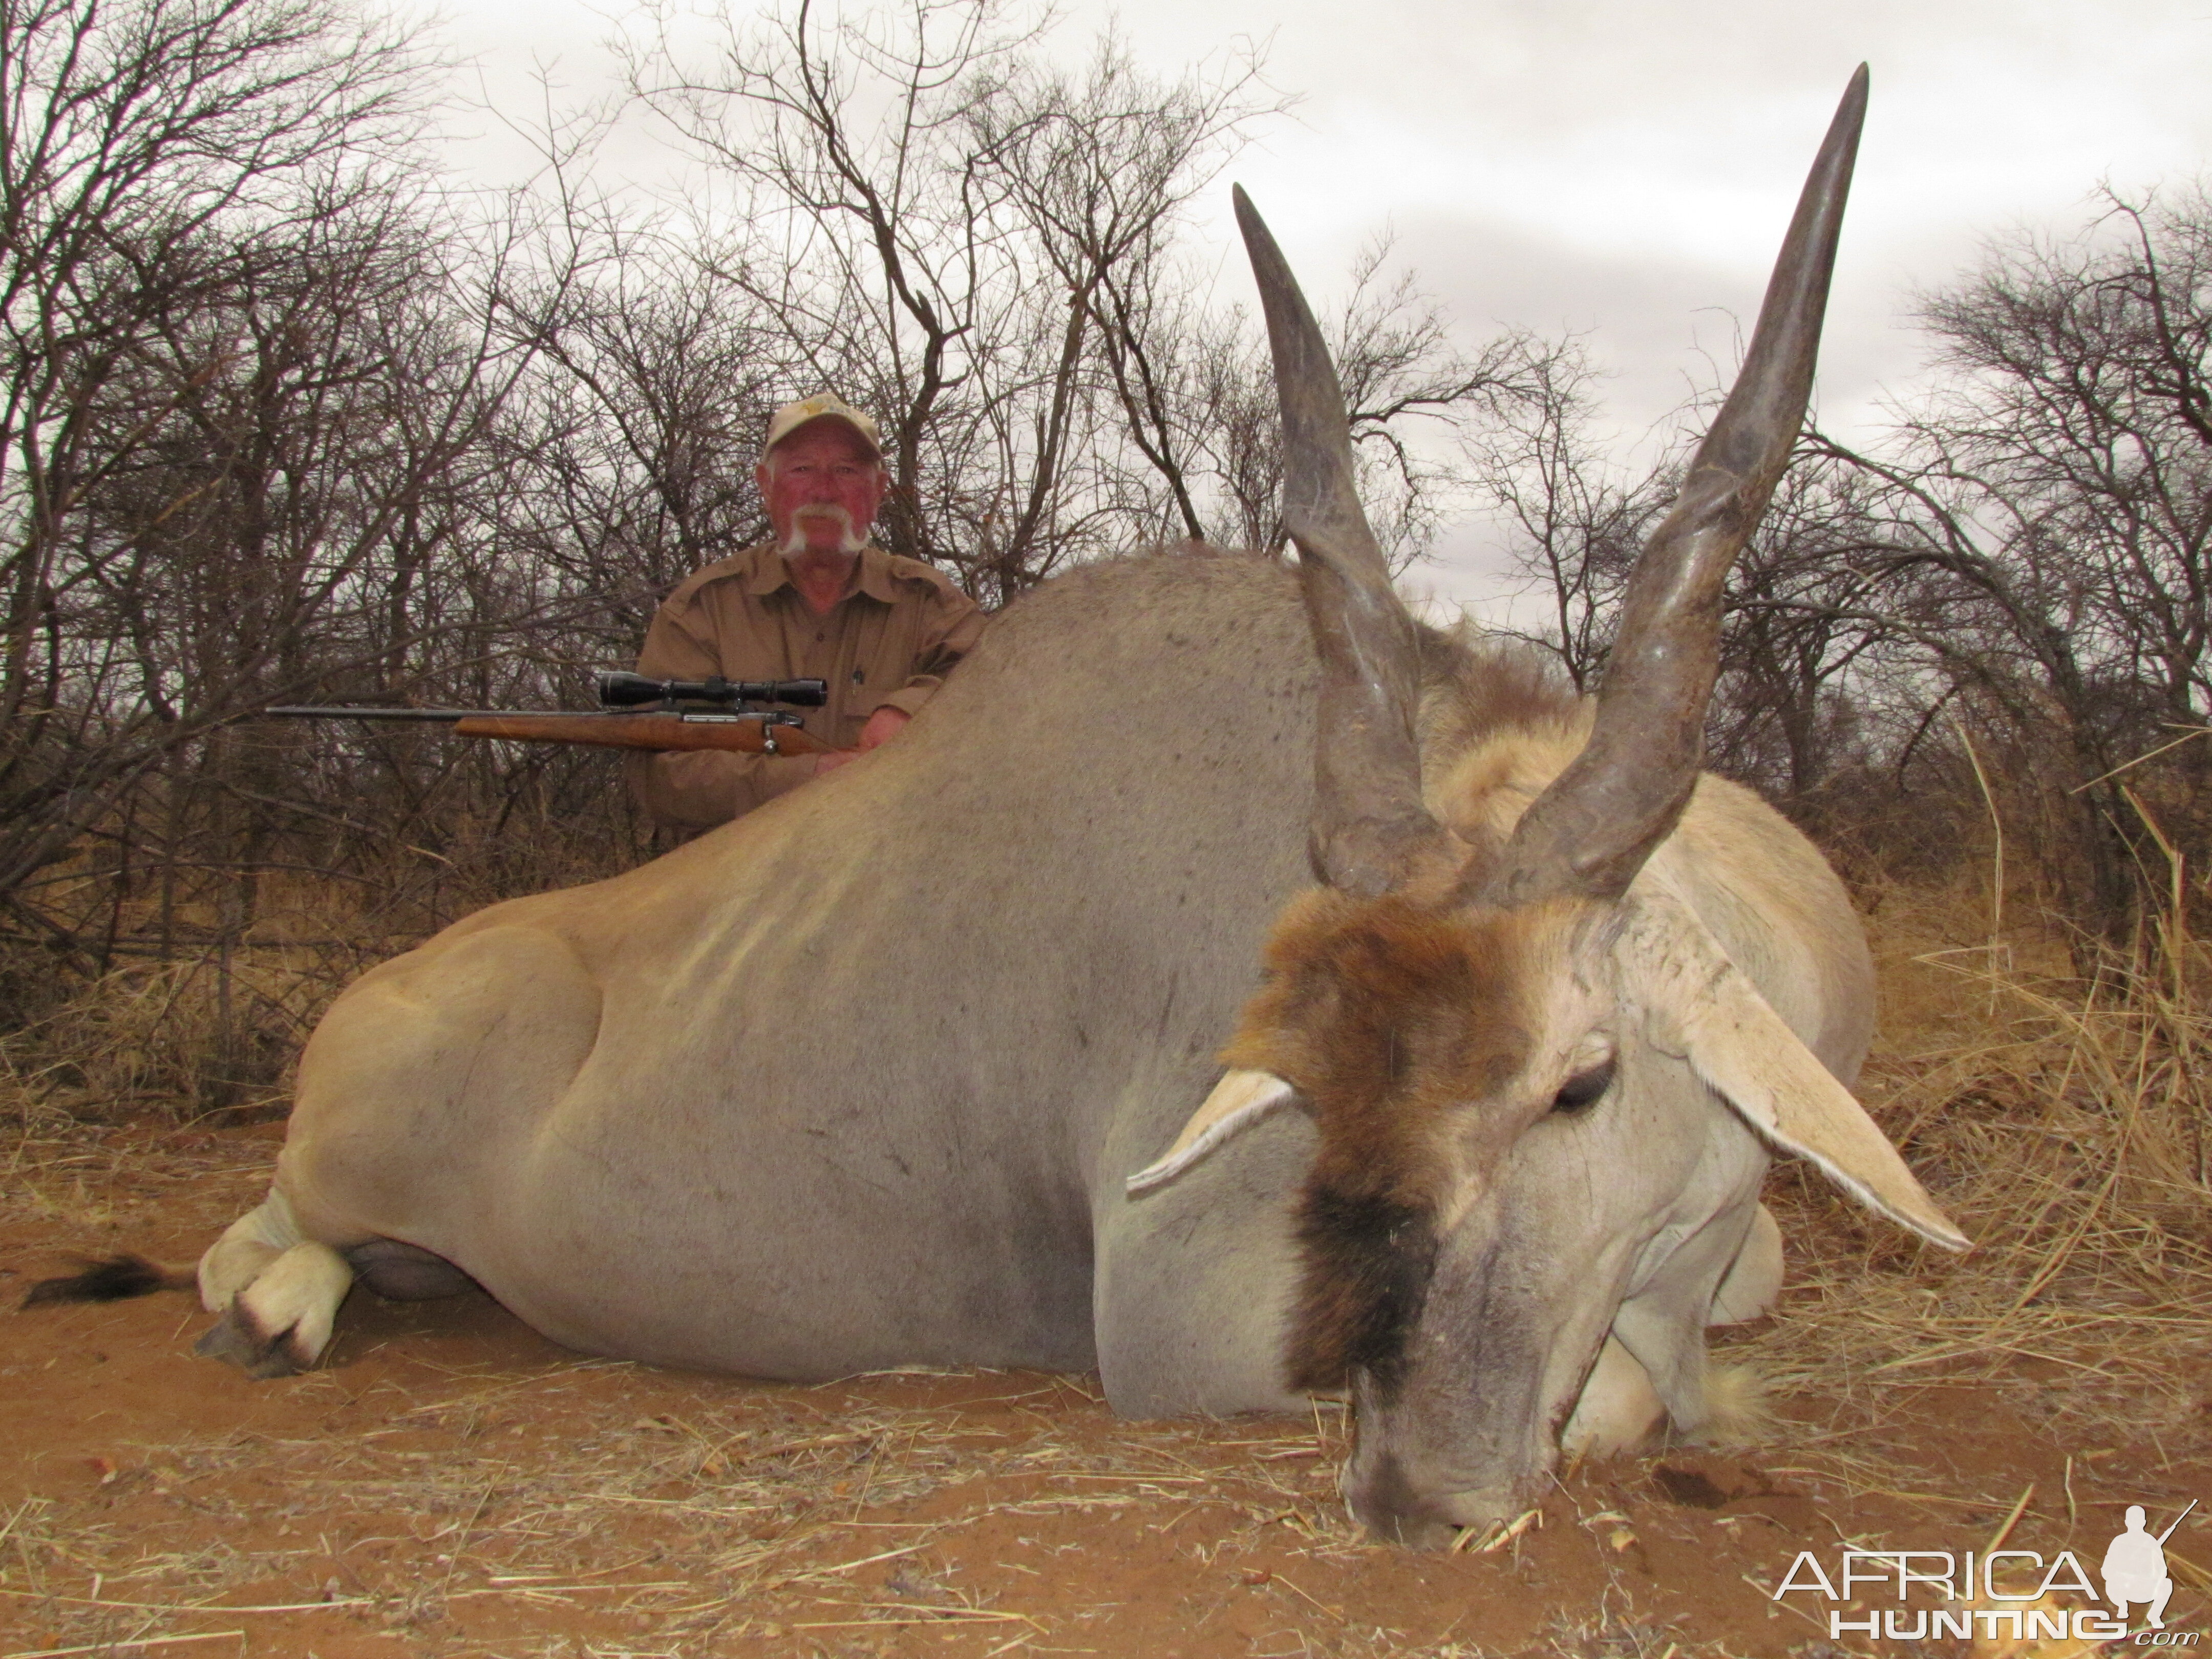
[1623,895,1969,1253]
[1126,1070,1301,1196]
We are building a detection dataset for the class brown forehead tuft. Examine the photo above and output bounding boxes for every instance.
[1227,887,1588,1394]
[1223,888,1551,1201]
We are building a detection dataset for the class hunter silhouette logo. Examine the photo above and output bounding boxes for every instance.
[2106,1501,2196,1630]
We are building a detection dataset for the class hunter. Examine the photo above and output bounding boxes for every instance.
[626,396,987,833]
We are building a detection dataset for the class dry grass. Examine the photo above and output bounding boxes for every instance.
[2,953,324,1122]
[0,878,421,1129]
[1734,870,2212,1460]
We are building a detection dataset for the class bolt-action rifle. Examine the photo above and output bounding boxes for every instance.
[262,673,849,757]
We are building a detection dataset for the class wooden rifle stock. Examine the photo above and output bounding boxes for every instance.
[452,713,845,757]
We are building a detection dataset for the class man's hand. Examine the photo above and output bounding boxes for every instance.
[815,705,910,775]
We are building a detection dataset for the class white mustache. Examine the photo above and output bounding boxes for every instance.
[780,504,867,557]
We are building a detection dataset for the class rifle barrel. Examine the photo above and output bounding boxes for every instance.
[263,707,761,722]
[264,706,524,720]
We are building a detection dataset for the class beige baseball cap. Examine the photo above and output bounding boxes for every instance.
[762,394,882,461]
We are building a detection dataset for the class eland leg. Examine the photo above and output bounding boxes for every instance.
[1565,1202,1783,1455]
[1708,1203,1782,1325]
[1562,1335,1666,1456]
[196,1243,353,1378]
[196,1192,475,1375]
[198,1190,302,1310]
[197,1190,354,1377]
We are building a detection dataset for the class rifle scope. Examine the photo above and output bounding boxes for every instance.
[596,671,829,709]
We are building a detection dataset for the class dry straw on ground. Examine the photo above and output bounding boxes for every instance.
[1736,874,2212,1452]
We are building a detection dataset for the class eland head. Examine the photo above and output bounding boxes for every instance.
[1132,67,1968,1547]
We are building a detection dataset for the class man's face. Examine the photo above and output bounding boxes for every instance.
[758,420,886,559]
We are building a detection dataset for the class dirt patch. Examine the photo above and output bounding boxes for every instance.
[4,1118,2208,1658]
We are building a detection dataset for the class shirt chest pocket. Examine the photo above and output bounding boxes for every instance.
[837,605,918,728]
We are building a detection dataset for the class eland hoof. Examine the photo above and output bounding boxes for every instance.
[194,1305,314,1378]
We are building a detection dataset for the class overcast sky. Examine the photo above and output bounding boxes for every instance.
[435,0,2212,612]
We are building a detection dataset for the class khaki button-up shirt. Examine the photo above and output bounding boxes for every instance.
[625,541,986,833]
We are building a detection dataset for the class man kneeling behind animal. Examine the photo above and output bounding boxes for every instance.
[625,395,987,834]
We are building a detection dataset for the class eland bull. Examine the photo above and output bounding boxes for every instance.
[44,68,1965,1546]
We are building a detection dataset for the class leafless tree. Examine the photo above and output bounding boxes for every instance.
[1130,234,1570,575]
[624,0,1548,601]
[1799,186,2212,939]
[0,0,429,940]
[1467,339,1665,688]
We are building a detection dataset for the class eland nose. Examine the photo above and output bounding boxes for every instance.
[1345,1450,1521,1550]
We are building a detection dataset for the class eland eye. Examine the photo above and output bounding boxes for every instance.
[1551,1058,1615,1114]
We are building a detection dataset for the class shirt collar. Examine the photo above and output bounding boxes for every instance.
[741,541,896,605]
